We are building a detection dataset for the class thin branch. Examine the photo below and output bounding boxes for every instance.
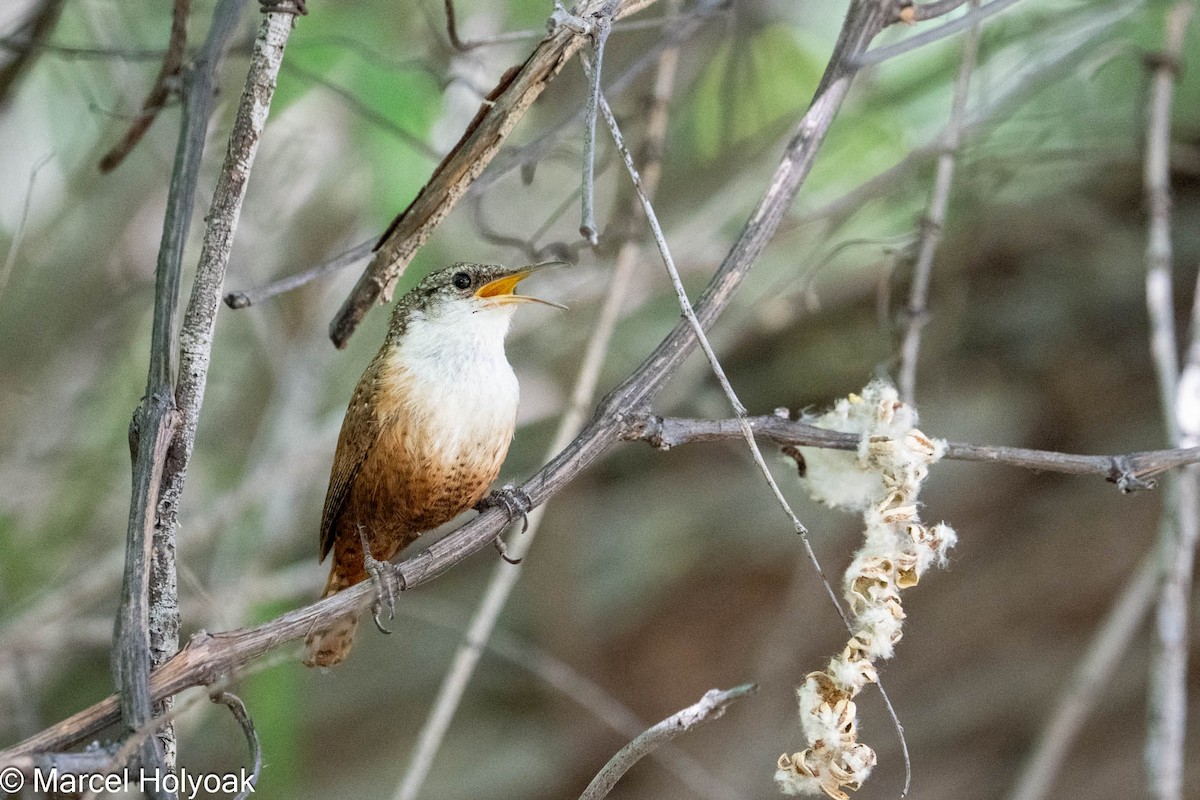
[280,60,441,160]
[578,684,757,800]
[854,0,1023,68]
[441,0,545,51]
[578,1,616,246]
[401,594,745,799]
[443,0,469,51]
[0,0,904,764]
[223,237,375,308]
[910,0,973,21]
[0,0,65,106]
[0,38,167,61]
[897,0,980,403]
[471,0,724,199]
[0,153,52,308]
[98,0,192,173]
[1141,5,1197,799]
[1007,551,1161,800]
[393,17,682,799]
[327,0,658,348]
[624,413,1200,487]
[797,1,1140,229]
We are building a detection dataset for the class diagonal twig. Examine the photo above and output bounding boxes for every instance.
[98,0,192,173]
[0,0,66,107]
[854,0,1024,68]
[223,237,376,309]
[1007,551,1161,800]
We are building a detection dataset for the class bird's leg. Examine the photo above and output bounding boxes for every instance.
[357,525,404,634]
[475,484,533,564]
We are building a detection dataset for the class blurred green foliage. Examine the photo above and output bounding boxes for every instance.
[2,0,1200,798]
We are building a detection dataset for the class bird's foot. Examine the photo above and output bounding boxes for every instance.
[358,526,405,635]
[476,485,532,566]
[475,484,533,533]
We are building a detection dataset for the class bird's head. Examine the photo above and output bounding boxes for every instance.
[390,261,568,341]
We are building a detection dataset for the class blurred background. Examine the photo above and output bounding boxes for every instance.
[2,0,1199,797]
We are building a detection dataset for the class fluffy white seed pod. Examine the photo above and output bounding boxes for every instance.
[776,381,955,799]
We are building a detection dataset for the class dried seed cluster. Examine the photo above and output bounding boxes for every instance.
[776,381,956,799]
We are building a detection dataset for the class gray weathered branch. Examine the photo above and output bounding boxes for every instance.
[623,413,1200,489]
[113,0,243,782]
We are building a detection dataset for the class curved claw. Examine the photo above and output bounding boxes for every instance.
[371,602,394,635]
[494,535,523,565]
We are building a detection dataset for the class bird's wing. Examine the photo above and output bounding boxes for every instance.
[319,365,384,562]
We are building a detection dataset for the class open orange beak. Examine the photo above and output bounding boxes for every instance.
[475,261,568,310]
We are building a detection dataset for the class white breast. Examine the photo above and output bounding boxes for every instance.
[386,303,520,457]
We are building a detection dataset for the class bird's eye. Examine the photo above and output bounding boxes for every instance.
[452,272,472,290]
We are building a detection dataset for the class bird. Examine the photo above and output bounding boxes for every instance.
[303,261,565,667]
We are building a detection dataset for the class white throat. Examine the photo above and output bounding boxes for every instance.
[387,301,520,452]
[399,301,515,373]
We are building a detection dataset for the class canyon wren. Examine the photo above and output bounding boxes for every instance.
[303,262,564,668]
